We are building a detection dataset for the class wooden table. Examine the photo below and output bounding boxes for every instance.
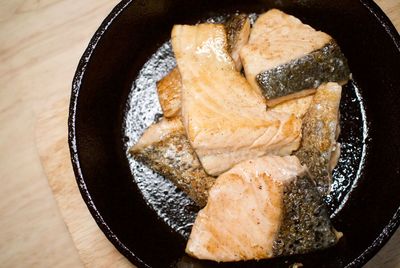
[0,1,398,267]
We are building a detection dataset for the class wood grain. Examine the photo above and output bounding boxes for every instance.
[0,0,398,267]
[0,1,119,267]
[36,97,132,268]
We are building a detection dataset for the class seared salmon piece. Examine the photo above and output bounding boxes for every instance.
[240,9,350,106]
[186,155,340,261]
[295,82,342,196]
[157,15,250,118]
[172,23,301,176]
[130,118,215,207]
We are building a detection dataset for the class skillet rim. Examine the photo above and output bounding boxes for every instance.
[68,0,400,267]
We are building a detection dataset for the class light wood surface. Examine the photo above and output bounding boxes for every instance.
[0,1,399,267]
[36,97,132,268]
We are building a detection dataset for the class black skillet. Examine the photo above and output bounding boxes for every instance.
[68,0,400,267]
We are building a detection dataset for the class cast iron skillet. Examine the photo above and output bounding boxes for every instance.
[68,0,400,267]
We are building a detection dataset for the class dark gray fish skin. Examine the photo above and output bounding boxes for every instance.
[225,13,249,54]
[295,147,332,196]
[225,13,251,71]
[273,174,340,257]
[130,125,215,207]
[256,40,350,100]
[295,83,342,196]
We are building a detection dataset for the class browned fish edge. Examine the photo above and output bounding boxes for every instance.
[273,174,340,256]
[294,85,341,196]
[130,132,215,207]
[256,40,350,101]
[156,67,182,118]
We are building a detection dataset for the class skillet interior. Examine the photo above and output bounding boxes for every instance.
[69,0,400,267]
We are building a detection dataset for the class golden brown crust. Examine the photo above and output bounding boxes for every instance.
[156,67,182,118]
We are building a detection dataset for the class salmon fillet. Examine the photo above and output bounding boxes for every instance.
[186,155,340,261]
[240,9,350,106]
[295,82,342,196]
[171,23,301,176]
[130,118,215,207]
[157,15,250,118]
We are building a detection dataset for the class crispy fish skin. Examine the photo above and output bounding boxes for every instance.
[186,155,339,261]
[295,82,342,196]
[273,174,339,256]
[156,67,182,118]
[130,118,215,207]
[256,40,350,103]
[225,14,251,71]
